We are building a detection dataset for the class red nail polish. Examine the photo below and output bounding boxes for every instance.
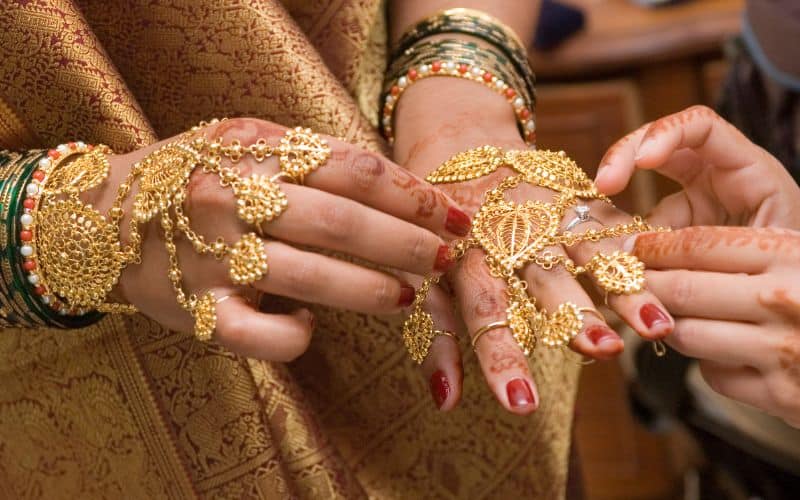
[506,378,535,408]
[434,245,454,272]
[585,325,619,346]
[430,370,450,409]
[445,207,471,236]
[640,303,670,329]
[398,285,415,307]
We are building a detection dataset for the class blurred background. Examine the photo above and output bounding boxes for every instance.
[528,1,800,499]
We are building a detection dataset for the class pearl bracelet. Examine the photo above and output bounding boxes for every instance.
[381,60,536,145]
[19,141,95,315]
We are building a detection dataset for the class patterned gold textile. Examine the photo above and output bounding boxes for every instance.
[0,1,579,498]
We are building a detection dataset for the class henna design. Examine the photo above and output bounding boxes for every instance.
[489,342,528,373]
[390,166,440,217]
[347,152,385,190]
[634,227,800,262]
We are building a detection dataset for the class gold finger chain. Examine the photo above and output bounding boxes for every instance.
[403,147,667,363]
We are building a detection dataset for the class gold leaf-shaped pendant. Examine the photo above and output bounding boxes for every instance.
[46,147,111,194]
[279,127,330,183]
[233,174,288,225]
[472,199,561,271]
[133,143,200,223]
[539,302,583,348]
[229,233,268,285]
[402,308,434,364]
[36,199,124,309]
[587,251,645,295]
[192,291,217,342]
[506,287,542,356]
[506,150,604,200]
[426,145,504,184]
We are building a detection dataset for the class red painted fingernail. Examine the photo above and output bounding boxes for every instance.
[398,285,415,307]
[585,325,619,346]
[430,370,450,409]
[434,245,455,272]
[445,207,471,236]
[640,303,670,329]
[506,378,535,408]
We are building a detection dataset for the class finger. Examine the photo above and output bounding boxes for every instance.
[451,249,539,414]
[561,205,674,340]
[213,291,315,362]
[644,189,694,229]
[628,227,793,274]
[254,240,415,314]
[307,139,473,238]
[646,269,768,322]
[667,318,770,368]
[414,278,463,412]
[262,184,454,275]
[595,105,774,195]
[200,118,472,238]
[520,247,624,360]
[698,361,775,413]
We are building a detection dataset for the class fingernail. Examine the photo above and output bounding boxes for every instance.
[398,285,415,307]
[640,303,671,330]
[585,325,620,346]
[445,207,471,236]
[434,244,455,272]
[506,378,536,408]
[430,370,450,409]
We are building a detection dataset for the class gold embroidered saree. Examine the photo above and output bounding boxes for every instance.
[0,1,579,498]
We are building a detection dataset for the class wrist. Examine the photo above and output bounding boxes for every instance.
[392,78,527,174]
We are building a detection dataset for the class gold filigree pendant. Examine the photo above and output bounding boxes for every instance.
[279,127,330,183]
[233,174,288,225]
[192,292,217,342]
[35,199,125,309]
[506,281,542,355]
[45,146,112,194]
[505,149,605,200]
[472,199,561,271]
[133,143,200,222]
[586,251,645,295]
[402,308,435,364]
[425,145,504,183]
[229,233,268,285]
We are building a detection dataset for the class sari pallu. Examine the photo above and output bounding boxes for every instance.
[0,1,579,498]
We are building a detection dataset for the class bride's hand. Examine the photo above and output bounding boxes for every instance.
[631,226,800,428]
[91,118,470,361]
[594,105,800,230]
[393,80,674,414]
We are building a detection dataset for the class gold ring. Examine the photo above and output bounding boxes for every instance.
[470,320,509,349]
[434,330,457,340]
[577,306,605,323]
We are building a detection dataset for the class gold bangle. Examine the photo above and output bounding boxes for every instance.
[470,320,509,349]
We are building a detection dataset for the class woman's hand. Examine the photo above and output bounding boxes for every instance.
[595,105,800,230]
[91,118,470,361]
[393,79,674,414]
[631,227,800,428]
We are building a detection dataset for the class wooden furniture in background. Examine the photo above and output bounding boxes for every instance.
[528,1,744,499]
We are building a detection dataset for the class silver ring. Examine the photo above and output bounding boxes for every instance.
[565,205,602,231]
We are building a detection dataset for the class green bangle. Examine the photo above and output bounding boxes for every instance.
[393,8,536,102]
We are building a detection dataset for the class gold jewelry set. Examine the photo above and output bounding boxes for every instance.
[23,121,330,340]
[403,147,664,363]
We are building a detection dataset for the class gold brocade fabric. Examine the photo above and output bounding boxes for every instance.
[0,1,579,498]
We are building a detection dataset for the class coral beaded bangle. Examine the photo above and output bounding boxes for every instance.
[381,59,536,145]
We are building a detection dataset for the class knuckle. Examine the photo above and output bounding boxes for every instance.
[316,201,357,243]
[372,277,396,309]
[405,231,435,270]
[286,259,322,296]
[215,117,283,142]
[346,150,386,189]
[668,271,695,311]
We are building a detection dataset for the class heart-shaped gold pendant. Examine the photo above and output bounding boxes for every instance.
[472,199,561,271]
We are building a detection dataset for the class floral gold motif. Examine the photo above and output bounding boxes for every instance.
[229,233,268,285]
[585,251,646,295]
